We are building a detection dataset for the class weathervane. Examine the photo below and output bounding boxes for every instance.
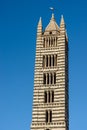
[49,7,54,13]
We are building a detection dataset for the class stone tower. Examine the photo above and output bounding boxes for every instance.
[31,13,69,130]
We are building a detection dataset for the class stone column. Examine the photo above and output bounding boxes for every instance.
[53,73,54,84]
[50,91,52,102]
[49,73,51,84]
[48,55,50,67]
[54,55,57,66]
[45,55,46,68]
[51,55,53,67]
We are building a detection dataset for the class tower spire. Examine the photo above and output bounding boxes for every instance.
[51,13,55,21]
[38,17,42,26]
[60,15,65,28]
[37,17,42,35]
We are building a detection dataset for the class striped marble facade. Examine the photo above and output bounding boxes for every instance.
[31,14,69,130]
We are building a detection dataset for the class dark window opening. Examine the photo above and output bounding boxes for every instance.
[43,54,57,68]
[47,73,49,84]
[50,110,52,122]
[46,129,49,130]
[54,73,56,84]
[51,73,53,84]
[53,55,54,66]
[43,74,46,84]
[46,39,48,47]
[52,91,54,102]
[43,38,45,47]
[43,72,56,85]
[49,55,51,67]
[55,55,57,66]
[44,91,47,103]
[49,31,52,34]
[48,91,50,103]
[46,110,48,123]
[46,56,48,67]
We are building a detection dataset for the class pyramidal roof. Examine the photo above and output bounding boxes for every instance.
[45,13,59,32]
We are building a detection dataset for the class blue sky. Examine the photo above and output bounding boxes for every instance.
[0,0,87,130]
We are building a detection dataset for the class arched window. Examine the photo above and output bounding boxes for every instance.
[46,110,52,123]
[43,72,56,85]
[43,54,57,68]
[44,91,54,103]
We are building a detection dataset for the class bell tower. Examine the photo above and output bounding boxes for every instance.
[31,13,69,130]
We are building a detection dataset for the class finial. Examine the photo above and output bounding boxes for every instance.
[38,17,42,23]
[38,17,42,26]
[52,13,54,18]
[50,7,54,11]
[60,14,65,25]
[61,15,63,18]
[49,7,55,21]
[39,17,42,21]
[37,17,42,34]
[51,13,55,21]
[61,15,64,22]
[49,7,54,14]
